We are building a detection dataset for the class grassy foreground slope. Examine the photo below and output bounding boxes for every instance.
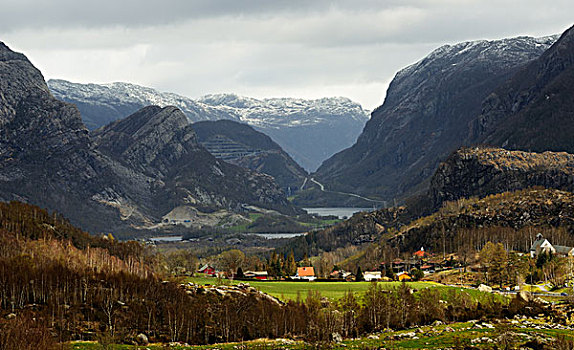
[70,319,574,349]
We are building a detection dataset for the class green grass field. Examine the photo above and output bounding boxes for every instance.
[186,277,504,304]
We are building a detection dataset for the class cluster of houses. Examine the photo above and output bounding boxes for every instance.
[192,235,574,285]
[196,247,442,282]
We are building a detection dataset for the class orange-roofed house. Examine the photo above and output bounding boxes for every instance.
[294,267,316,281]
[397,272,412,281]
[413,247,426,258]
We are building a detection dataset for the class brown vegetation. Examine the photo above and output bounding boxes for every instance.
[1,201,553,348]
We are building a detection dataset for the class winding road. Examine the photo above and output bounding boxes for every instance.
[303,177,386,204]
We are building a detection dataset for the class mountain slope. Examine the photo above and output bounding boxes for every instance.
[0,42,155,232]
[48,79,240,129]
[313,35,556,204]
[48,80,370,171]
[93,106,295,217]
[472,25,574,152]
[191,120,308,193]
[0,42,295,234]
[198,94,370,171]
[283,147,574,258]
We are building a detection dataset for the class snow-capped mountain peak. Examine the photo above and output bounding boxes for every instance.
[47,80,370,171]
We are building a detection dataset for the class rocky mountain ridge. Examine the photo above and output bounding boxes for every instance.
[0,42,295,234]
[93,106,293,218]
[48,79,370,171]
[313,34,557,204]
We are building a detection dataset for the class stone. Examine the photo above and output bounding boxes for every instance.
[135,333,149,345]
[331,332,343,343]
[517,290,533,302]
[478,284,493,293]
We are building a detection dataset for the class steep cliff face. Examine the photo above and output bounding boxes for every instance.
[93,106,201,178]
[192,120,308,193]
[0,42,154,232]
[314,35,556,204]
[429,147,574,209]
[93,106,295,216]
[472,25,574,153]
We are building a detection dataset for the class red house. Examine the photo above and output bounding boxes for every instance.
[198,264,216,276]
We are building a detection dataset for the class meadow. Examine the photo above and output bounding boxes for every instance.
[186,276,505,303]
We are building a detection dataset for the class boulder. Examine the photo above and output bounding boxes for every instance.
[478,284,493,293]
[331,332,343,343]
[517,290,533,303]
[135,333,149,345]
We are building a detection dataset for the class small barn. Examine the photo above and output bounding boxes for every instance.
[244,271,269,280]
[364,271,382,281]
[198,264,216,276]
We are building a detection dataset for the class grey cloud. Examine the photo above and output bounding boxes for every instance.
[2,0,574,109]
[0,0,406,32]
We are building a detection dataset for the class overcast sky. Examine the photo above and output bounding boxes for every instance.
[3,0,573,109]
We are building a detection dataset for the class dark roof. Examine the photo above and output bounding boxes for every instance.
[530,238,547,251]
[554,245,574,254]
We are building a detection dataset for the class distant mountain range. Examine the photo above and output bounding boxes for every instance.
[312,34,559,204]
[0,42,296,234]
[48,80,370,171]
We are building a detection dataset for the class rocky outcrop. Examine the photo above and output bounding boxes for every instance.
[313,35,556,204]
[192,120,308,193]
[430,147,574,208]
[181,282,284,306]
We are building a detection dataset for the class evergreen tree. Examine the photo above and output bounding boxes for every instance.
[286,251,297,276]
[411,268,424,281]
[355,266,364,282]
